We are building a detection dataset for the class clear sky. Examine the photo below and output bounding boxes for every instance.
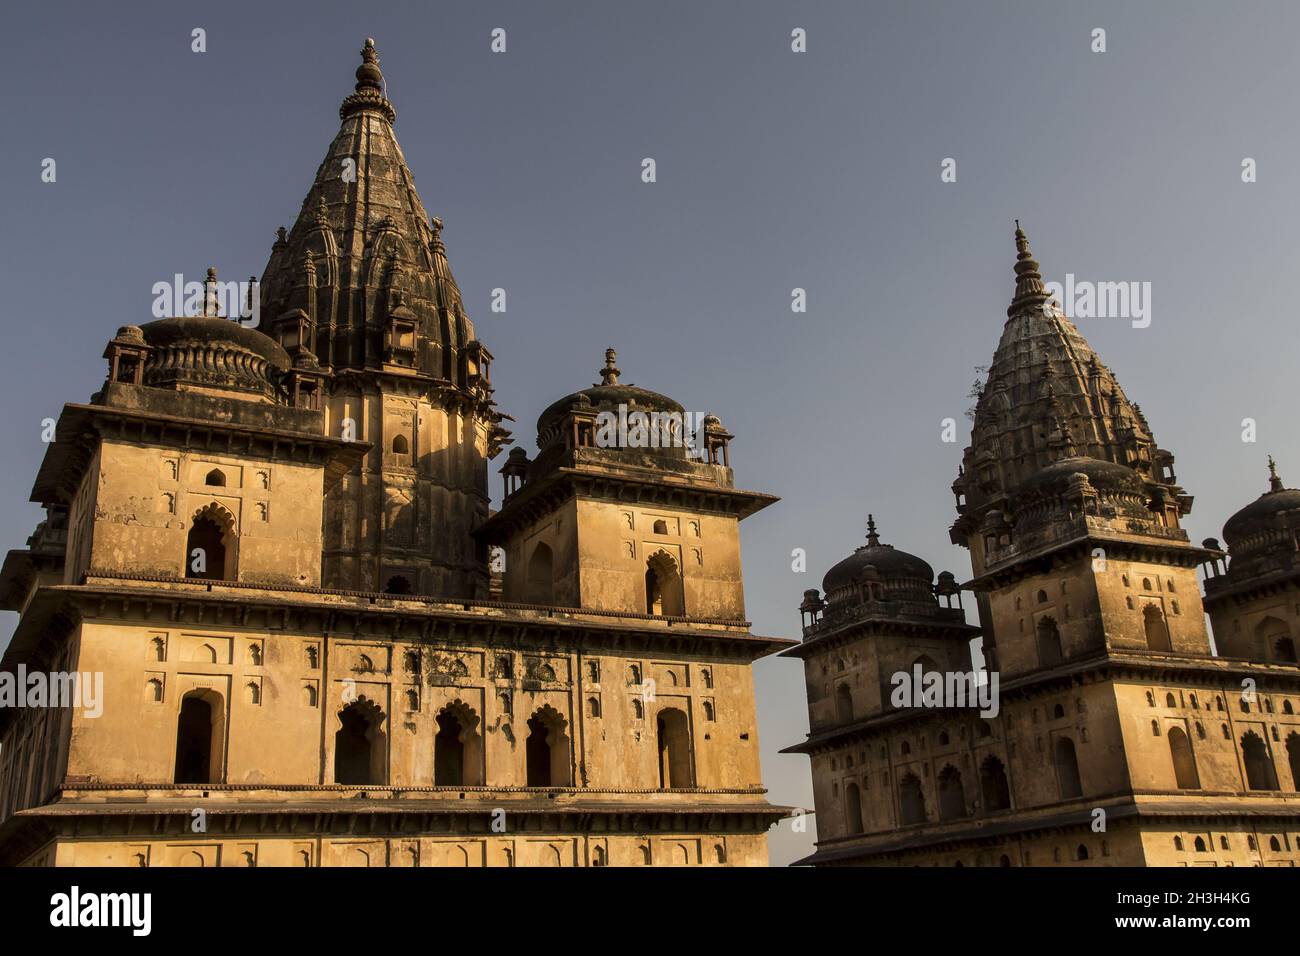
[1,1,1297,866]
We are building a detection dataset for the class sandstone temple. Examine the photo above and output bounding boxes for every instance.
[0,40,790,867]
[784,224,1300,866]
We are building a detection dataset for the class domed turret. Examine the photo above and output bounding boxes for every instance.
[1219,457,1300,578]
[820,515,936,606]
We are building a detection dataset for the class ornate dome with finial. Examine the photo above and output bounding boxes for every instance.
[535,348,688,452]
[1223,457,1300,556]
[821,514,935,603]
[952,222,1189,547]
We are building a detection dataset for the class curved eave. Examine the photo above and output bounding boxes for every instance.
[31,401,369,505]
[779,614,979,660]
[476,466,778,543]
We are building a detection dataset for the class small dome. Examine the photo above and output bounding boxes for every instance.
[1223,458,1300,549]
[138,316,291,400]
[1017,456,1144,495]
[536,348,687,451]
[821,514,934,597]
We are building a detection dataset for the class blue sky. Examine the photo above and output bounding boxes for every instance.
[2,1,1297,866]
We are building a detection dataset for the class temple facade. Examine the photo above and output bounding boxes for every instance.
[784,225,1300,866]
[0,40,789,867]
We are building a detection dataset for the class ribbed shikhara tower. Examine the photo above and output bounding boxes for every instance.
[259,38,510,597]
[0,40,790,867]
[785,225,1300,867]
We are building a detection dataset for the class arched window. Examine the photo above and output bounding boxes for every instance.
[525,708,570,787]
[1288,733,1300,791]
[652,519,668,535]
[587,697,601,718]
[304,684,318,707]
[979,755,1011,812]
[835,683,853,723]
[1276,637,1298,663]
[703,701,715,721]
[645,551,684,616]
[391,434,409,455]
[657,707,694,788]
[384,575,413,595]
[1076,844,1089,861]
[937,765,968,820]
[1143,605,1172,652]
[1036,618,1063,667]
[1241,731,1279,790]
[334,698,386,786]
[246,682,260,705]
[1167,726,1200,789]
[186,504,233,580]
[1270,836,1283,852]
[524,544,554,604]
[1036,589,1048,604]
[436,707,483,790]
[204,468,225,487]
[702,668,713,689]
[1054,736,1083,799]
[844,781,864,835]
[1193,836,1207,852]
[1052,703,1065,720]
[1173,835,1184,851]
[592,845,607,867]
[1166,692,1177,708]
[999,854,1012,867]
[174,690,223,784]
[899,773,927,825]
[632,698,644,719]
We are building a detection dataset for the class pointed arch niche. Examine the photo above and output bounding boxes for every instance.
[645,550,684,617]
[185,502,236,581]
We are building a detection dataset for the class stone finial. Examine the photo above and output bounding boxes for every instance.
[340,37,395,122]
[600,348,620,385]
[865,513,880,547]
[430,216,446,254]
[1009,220,1049,315]
[1268,455,1284,492]
[204,267,219,317]
[356,38,384,92]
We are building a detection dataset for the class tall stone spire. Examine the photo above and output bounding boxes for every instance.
[952,223,1188,547]
[258,38,489,389]
[257,39,510,597]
